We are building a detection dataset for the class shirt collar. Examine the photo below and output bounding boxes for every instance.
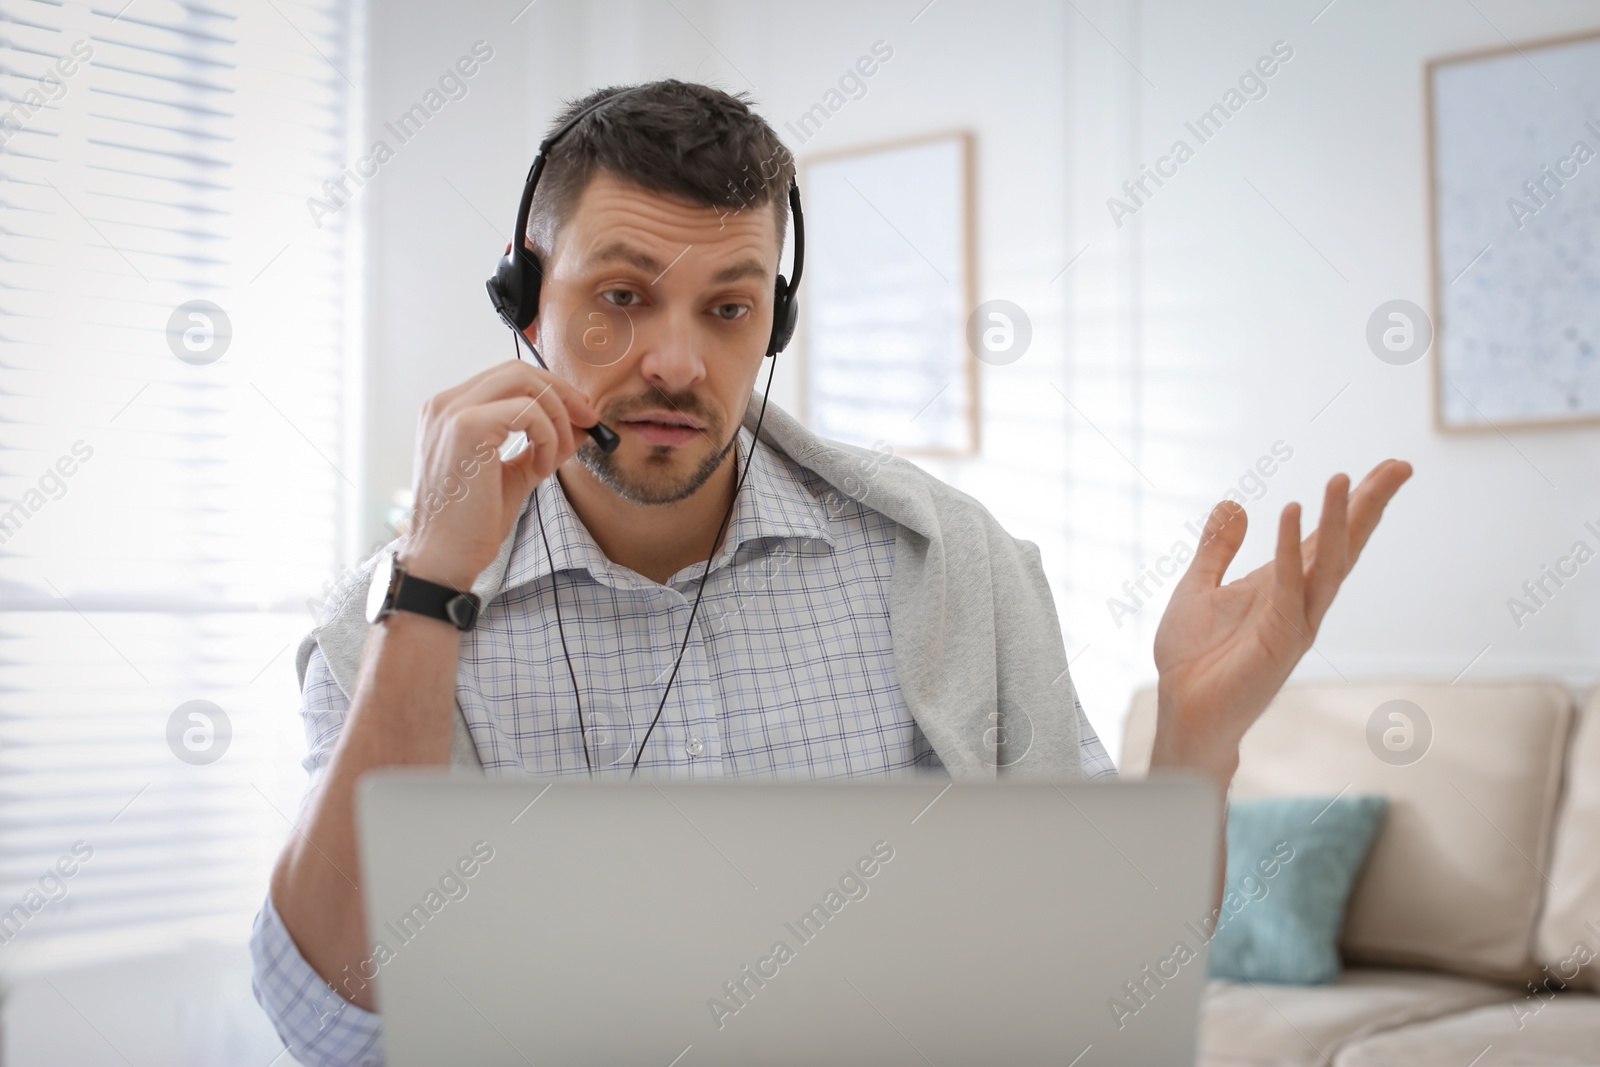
[499,427,836,594]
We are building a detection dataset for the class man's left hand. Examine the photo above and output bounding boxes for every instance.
[1148,459,1414,784]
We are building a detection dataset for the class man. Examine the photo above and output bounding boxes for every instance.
[250,79,1411,1066]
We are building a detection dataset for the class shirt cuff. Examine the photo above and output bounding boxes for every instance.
[249,891,386,1067]
[1075,701,1120,780]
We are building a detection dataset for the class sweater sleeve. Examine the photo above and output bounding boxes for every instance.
[996,531,1114,780]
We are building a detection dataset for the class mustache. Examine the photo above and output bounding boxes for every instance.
[602,387,721,427]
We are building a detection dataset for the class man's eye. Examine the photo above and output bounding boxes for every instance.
[713,303,749,321]
[602,290,639,307]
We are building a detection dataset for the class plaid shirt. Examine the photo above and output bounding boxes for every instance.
[250,428,1116,1067]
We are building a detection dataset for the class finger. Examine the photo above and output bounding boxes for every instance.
[530,378,576,459]
[1292,459,1412,566]
[1297,527,1319,567]
[1173,499,1248,593]
[499,439,546,517]
[469,394,566,476]
[515,389,563,458]
[448,361,599,427]
[1273,500,1305,611]
[1345,459,1413,562]
[491,400,558,507]
[464,390,570,450]
[1303,474,1349,628]
[524,401,563,479]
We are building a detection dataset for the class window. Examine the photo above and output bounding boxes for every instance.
[0,0,362,964]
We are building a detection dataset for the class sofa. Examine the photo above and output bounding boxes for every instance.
[1120,679,1600,1066]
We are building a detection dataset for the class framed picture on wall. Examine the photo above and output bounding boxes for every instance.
[798,131,978,455]
[1427,29,1600,431]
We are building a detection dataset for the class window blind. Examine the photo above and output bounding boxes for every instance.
[0,0,362,965]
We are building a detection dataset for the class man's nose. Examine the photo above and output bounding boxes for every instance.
[636,305,705,392]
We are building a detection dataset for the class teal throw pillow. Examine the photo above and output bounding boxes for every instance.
[1205,794,1387,985]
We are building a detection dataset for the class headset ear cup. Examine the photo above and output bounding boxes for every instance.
[486,251,517,326]
[486,247,544,333]
[521,268,542,335]
[767,274,798,357]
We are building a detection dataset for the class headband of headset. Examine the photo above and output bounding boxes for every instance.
[486,88,804,358]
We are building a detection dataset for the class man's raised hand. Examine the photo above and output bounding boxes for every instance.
[1148,459,1414,780]
[401,360,598,590]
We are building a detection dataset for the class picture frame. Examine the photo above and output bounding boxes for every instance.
[1426,29,1600,431]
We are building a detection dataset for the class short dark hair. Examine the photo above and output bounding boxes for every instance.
[526,79,795,263]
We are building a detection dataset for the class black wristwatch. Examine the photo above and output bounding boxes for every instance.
[365,551,482,631]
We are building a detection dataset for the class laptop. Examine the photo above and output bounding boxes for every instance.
[356,772,1219,1066]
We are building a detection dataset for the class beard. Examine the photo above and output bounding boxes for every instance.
[574,386,739,505]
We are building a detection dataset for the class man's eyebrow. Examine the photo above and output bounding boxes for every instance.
[585,242,770,286]
[711,258,769,284]
[585,241,665,276]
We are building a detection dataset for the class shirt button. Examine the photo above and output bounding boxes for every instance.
[684,736,705,758]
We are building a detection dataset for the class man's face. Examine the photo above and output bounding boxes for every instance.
[530,170,779,505]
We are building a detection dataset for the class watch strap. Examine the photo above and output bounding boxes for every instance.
[393,567,481,631]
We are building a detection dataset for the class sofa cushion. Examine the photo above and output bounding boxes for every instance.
[1332,994,1600,1066]
[1122,682,1574,982]
[1197,967,1516,1067]
[1534,685,1600,995]
[1209,796,1388,985]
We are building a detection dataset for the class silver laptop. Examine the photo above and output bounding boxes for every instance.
[356,772,1218,1066]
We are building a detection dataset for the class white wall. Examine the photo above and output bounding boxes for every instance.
[357,0,1600,763]
[1113,0,1600,716]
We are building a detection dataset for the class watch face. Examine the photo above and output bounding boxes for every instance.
[366,552,396,624]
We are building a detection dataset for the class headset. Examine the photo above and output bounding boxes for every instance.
[483,86,806,776]
[486,87,805,453]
